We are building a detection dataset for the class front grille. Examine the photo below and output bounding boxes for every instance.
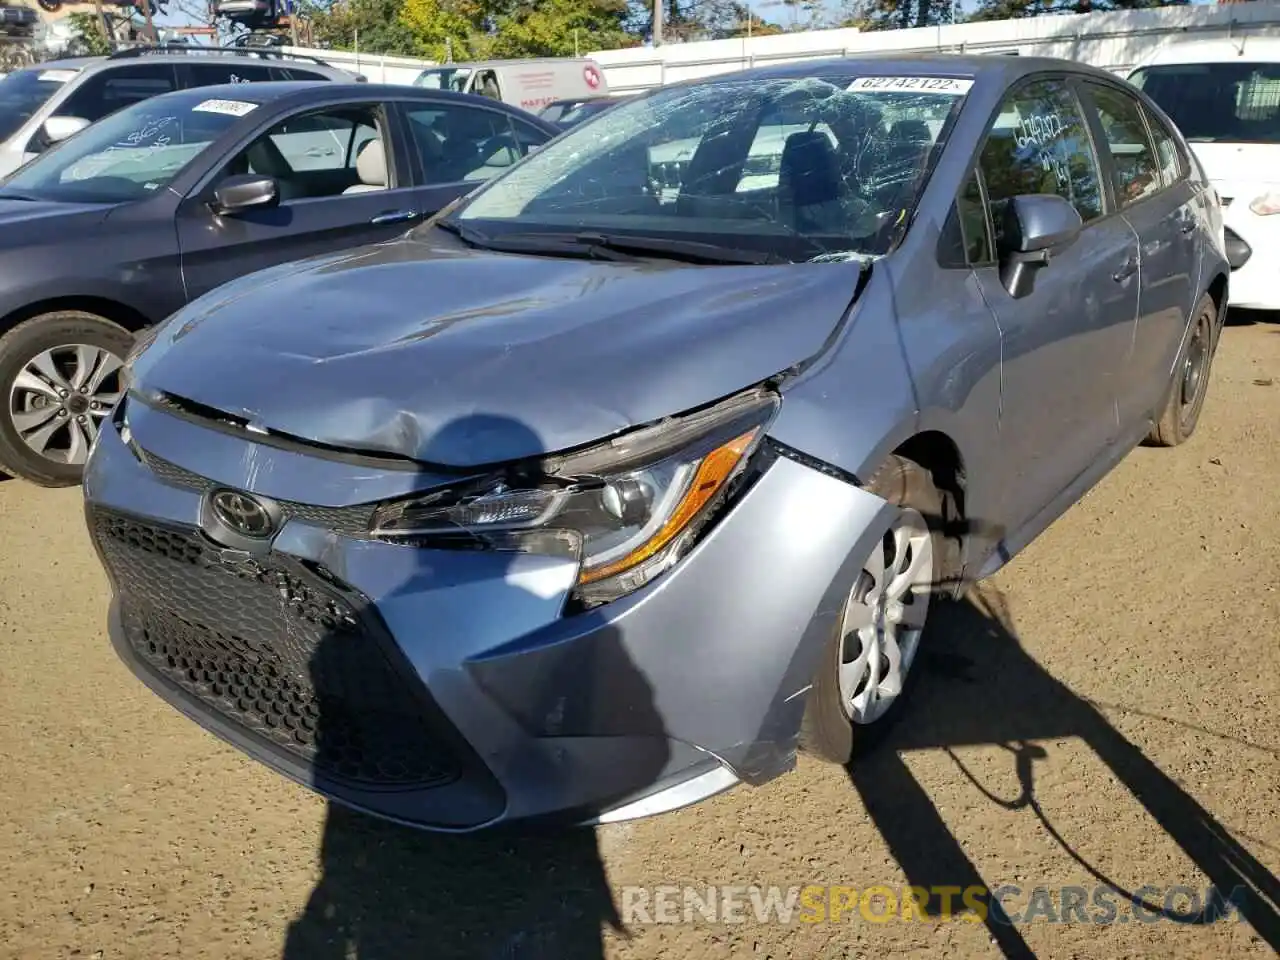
[136,446,376,537]
[94,509,459,790]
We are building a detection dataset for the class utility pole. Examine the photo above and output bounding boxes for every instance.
[288,0,300,47]
[652,0,663,46]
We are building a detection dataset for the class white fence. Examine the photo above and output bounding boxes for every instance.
[278,45,436,85]
[280,2,1280,93]
[589,2,1280,95]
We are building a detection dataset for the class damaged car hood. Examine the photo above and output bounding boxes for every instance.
[131,234,864,467]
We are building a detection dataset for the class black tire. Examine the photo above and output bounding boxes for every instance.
[800,454,952,765]
[0,311,133,488]
[1147,293,1219,448]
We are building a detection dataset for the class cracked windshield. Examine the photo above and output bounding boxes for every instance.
[450,74,971,262]
[0,90,258,203]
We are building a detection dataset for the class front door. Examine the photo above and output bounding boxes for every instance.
[176,101,423,302]
[971,76,1140,533]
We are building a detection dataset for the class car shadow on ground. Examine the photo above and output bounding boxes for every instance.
[850,586,1280,958]
[1226,307,1280,327]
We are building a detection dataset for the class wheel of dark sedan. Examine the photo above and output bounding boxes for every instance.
[0,311,132,487]
[1147,293,1219,448]
[801,455,948,765]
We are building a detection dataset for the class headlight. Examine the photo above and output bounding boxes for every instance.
[1249,191,1280,216]
[370,388,779,606]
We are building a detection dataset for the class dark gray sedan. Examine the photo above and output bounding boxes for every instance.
[86,54,1228,831]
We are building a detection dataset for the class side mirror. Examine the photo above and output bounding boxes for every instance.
[43,115,90,144]
[210,174,279,216]
[998,193,1083,299]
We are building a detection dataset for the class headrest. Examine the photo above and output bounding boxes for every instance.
[356,137,386,187]
[779,130,841,207]
[890,119,932,144]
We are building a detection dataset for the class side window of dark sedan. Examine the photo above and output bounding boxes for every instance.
[214,104,393,202]
[402,103,541,185]
[978,79,1104,248]
[1083,82,1162,207]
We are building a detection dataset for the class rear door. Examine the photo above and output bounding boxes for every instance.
[175,97,422,302]
[396,98,553,217]
[1077,79,1197,429]
[971,76,1140,533]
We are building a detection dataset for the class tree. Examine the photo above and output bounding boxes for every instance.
[968,0,1187,20]
[841,0,954,30]
[489,0,635,57]
[302,0,419,55]
[67,10,114,55]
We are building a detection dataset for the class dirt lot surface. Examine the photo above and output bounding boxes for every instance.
[1,320,1279,960]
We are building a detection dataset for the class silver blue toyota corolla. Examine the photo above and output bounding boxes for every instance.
[84,54,1228,831]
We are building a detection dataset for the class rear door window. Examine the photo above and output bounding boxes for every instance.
[178,62,273,89]
[403,103,537,184]
[1082,82,1162,207]
[1141,106,1186,189]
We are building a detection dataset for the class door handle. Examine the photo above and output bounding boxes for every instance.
[1112,257,1138,283]
[371,210,419,225]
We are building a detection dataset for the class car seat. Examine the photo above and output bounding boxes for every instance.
[777,130,846,232]
[343,137,386,194]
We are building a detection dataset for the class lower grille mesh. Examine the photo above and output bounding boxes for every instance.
[95,510,458,790]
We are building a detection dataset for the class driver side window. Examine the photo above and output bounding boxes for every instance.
[977,79,1103,249]
[216,104,391,203]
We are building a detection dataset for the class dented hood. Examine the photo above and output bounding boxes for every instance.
[132,234,863,467]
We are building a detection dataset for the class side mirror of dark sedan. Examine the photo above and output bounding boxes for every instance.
[998,194,1084,299]
[210,174,279,216]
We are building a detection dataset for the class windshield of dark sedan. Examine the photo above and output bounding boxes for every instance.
[0,90,257,203]
[1130,62,1280,143]
[0,65,78,143]
[451,74,971,261]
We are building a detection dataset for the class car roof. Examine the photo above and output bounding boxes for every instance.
[1132,37,1280,68]
[142,80,562,121]
[692,51,1122,88]
[14,57,97,73]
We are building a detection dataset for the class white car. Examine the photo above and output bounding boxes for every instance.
[1129,38,1280,310]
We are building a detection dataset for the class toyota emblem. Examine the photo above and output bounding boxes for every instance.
[209,489,276,539]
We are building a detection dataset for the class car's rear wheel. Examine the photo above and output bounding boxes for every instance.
[0,311,132,487]
[801,455,946,765]
[1147,292,1219,448]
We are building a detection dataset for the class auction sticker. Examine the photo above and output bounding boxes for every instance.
[38,69,79,83]
[192,98,258,117]
[848,76,974,95]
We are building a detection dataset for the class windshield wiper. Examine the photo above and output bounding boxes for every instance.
[431,219,638,261]
[0,189,43,201]
[509,231,785,265]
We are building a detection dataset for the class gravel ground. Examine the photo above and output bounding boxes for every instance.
[0,319,1277,960]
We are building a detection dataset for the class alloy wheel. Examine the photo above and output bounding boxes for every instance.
[7,344,123,466]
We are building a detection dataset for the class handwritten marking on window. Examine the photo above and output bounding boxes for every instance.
[1014,112,1065,149]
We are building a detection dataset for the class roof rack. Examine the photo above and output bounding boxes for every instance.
[106,43,333,67]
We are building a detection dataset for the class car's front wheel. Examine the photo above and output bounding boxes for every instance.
[0,311,132,487]
[801,454,947,764]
